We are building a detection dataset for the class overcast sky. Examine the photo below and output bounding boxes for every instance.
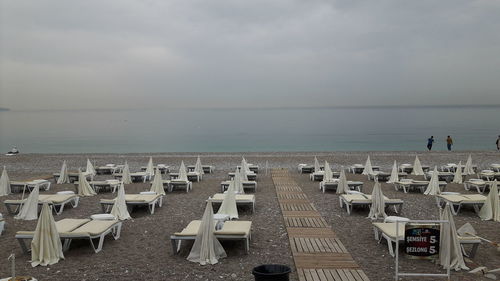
[1,0,500,110]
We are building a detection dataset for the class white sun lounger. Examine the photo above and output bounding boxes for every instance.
[228,172,256,181]
[209,193,255,213]
[141,165,170,174]
[169,172,202,182]
[53,172,90,183]
[372,221,481,257]
[170,220,252,254]
[187,165,214,174]
[320,180,363,193]
[114,172,151,183]
[16,218,122,254]
[298,164,315,174]
[424,171,454,182]
[436,194,487,215]
[4,194,80,215]
[478,170,500,181]
[463,179,493,194]
[100,194,163,214]
[339,193,403,215]
[220,181,257,193]
[73,180,121,193]
[163,179,192,193]
[349,164,380,174]
[9,180,51,193]
[393,180,447,193]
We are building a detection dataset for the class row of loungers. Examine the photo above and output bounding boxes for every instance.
[16,218,122,254]
[170,220,252,254]
[4,193,80,215]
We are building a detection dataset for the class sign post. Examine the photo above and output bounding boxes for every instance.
[395,220,451,280]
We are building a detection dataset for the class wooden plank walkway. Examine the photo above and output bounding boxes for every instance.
[272,169,370,281]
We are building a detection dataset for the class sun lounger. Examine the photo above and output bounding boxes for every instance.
[228,172,256,181]
[163,179,192,192]
[463,179,493,194]
[320,180,363,193]
[170,220,252,254]
[425,171,454,183]
[4,193,80,215]
[100,194,163,214]
[490,164,500,172]
[187,165,214,174]
[16,218,122,254]
[478,170,500,181]
[372,221,481,257]
[339,193,403,215]
[73,180,121,193]
[237,164,259,174]
[349,164,380,174]
[298,164,314,174]
[141,165,170,174]
[114,171,151,182]
[209,193,255,213]
[393,180,447,193]
[398,164,430,174]
[169,172,202,182]
[436,193,487,215]
[53,172,89,183]
[95,164,123,175]
[9,180,51,193]
[367,171,399,182]
[220,181,257,193]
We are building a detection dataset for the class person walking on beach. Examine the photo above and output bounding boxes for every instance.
[427,136,434,151]
[497,135,500,151]
[446,136,453,151]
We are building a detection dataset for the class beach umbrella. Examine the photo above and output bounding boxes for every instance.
[15,186,39,220]
[150,167,165,195]
[439,203,469,271]
[178,161,188,181]
[31,203,64,267]
[145,157,154,177]
[111,182,131,220]
[424,166,440,195]
[56,160,70,184]
[323,161,333,182]
[239,164,249,181]
[121,162,132,184]
[367,181,386,220]
[86,159,96,176]
[217,178,238,219]
[411,155,424,176]
[195,156,205,176]
[452,161,463,184]
[187,202,227,265]
[336,168,348,194]
[464,154,474,175]
[77,169,96,196]
[362,156,374,176]
[314,157,320,173]
[479,180,499,222]
[387,161,399,184]
[0,166,11,196]
[233,168,244,194]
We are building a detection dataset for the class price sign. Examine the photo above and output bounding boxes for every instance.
[404,223,440,259]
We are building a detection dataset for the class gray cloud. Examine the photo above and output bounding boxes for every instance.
[1,0,500,110]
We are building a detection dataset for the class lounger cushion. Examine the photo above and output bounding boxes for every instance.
[373,222,405,239]
[39,194,77,204]
[124,194,160,203]
[212,194,255,201]
[215,221,252,236]
[174,220,202,236]
[439,194,486,203]
[70,220,119,236]
[16,219,90,236]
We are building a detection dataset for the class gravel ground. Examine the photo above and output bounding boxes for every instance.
[0,151,499,280]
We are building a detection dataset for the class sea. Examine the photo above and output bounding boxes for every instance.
[0,106,498,153]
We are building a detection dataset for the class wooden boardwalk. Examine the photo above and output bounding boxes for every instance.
[272,169,370,281]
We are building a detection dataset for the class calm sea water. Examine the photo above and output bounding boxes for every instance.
[0,107,498,153]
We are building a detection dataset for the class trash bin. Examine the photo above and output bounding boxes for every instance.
[252,264,291,281]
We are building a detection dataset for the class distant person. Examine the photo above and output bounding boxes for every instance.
[497,135,500,151]
[446,136,453,151]
[427,136,434,151]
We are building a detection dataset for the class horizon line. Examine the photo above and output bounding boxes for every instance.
[3,104,500,112]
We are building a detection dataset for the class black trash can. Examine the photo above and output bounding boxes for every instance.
[252,264,291,281]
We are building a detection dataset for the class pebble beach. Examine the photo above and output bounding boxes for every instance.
[0,151,499,281]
